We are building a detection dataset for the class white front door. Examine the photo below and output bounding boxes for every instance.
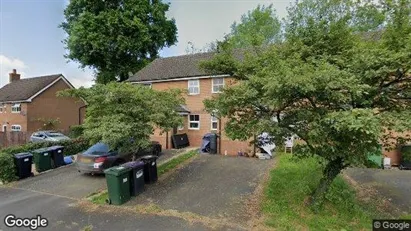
[2,125,7,132]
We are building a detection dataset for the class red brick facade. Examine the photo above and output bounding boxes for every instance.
[147,77,253,156]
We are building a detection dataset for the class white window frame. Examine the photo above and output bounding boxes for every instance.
[142,83,152,89]
[211,115,218,130]
[188,114,200,130]
[212,78,224,93]
[11,125,21,131]
[11,104,21,113]
[188,80,200,95]
[0,104,4,113]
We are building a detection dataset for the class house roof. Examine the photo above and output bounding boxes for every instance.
[127,52,220,82]
[0,74,70,103]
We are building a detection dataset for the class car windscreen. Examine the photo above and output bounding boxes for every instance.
[45,132,65,137]
[83,143,110,155]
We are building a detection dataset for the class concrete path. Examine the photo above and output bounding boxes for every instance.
[345,168,411,213]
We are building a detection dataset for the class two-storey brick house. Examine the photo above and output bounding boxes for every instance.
[127,53,253,156]
[0,69,86,133]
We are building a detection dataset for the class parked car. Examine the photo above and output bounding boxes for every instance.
[76,141,162,174]
[29,131,71,143]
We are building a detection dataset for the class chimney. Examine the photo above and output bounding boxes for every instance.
[9,69,21,83]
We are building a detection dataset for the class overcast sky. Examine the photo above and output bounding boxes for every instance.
[0,0,292,88]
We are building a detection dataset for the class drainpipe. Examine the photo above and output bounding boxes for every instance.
[218,118,222,155]
[79,105,87,125]
[166,131,169,149]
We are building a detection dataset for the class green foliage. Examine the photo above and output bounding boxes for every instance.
[0,139,89,183]
[35,117,61,130]
[1,138,90,157]
[61,0,177,83]
[59,82,184,153]
[157,150,197,175]
[229,4,281,47]
[263,154,391,230]
[202,0,411,208]
[400,145,411,162]
[68,125,84,139]
[0,152,17,183]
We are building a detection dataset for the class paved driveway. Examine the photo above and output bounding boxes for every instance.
[0,152,273,230]
[126,155,273,226]
[345,168,411,212]
[10,149,187,199]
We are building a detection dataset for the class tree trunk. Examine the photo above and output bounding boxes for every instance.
[308,157,345,212]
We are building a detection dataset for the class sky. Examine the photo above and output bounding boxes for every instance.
[0,0,291,88]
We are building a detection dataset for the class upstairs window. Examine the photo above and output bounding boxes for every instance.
[188,80,200,95]
[211,116,218,130]
[11,125,21,131]
[0,104,5,113]
[212,78,224,93]
[11,104,21,113]
[189,115,200,130]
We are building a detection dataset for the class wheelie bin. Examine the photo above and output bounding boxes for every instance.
[13,152,33,179]
[32,148,52,173]
[140,155,158,184]
[121,161,145,196]
[49,145,65,168]
[104,166,131,205]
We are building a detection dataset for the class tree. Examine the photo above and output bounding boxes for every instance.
[201,0,411,211]
[228,4,281,47]
[61,0,178,84]
[58,82,184,153]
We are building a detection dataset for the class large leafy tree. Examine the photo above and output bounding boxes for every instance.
[59,82,184,153]
[61,0,177,83]
[201,0,411,210]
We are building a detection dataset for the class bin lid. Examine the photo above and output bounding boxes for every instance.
[49,145,64,149]
[140,155,157,160]
[121,161,144,169]
[32,147,52,153]
[104,166,131,176]
[14,152,33,158]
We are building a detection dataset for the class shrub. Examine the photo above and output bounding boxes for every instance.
[68,125,84,138]
[1,138,90,157]
[0,138,90,183]
[0,152,17,183]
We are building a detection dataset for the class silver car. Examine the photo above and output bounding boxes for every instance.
[29,131,71,143]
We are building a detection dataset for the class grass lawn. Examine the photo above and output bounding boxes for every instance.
[90,150,198,204]
[262,154,390,231]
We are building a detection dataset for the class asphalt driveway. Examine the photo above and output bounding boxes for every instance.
[126,154,273,225]
[10,149,187,199]
[345,168,411,212]
[1,151,274,230]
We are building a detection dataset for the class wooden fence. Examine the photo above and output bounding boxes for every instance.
[0,130,70,148]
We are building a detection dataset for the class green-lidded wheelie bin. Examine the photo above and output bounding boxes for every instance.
[32,148,53,173]
[104,166,131,205]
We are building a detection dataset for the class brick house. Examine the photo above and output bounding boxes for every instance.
[0,69,86,133]
[127,53,253,156]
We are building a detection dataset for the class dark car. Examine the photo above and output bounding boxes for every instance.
[76,141,162,174]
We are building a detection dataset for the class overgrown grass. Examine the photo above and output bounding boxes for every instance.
[262,154,389,231]
[89,150,198,205]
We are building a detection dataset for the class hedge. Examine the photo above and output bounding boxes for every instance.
[0,138,90,183]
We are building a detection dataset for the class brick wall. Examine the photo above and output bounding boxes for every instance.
[0,103,28,131]
[149,77,252,155]
[27,79,85,132]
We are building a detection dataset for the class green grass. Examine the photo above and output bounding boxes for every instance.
[89,150,198,205]
[262,154,390,231]
[157,150,197,175]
